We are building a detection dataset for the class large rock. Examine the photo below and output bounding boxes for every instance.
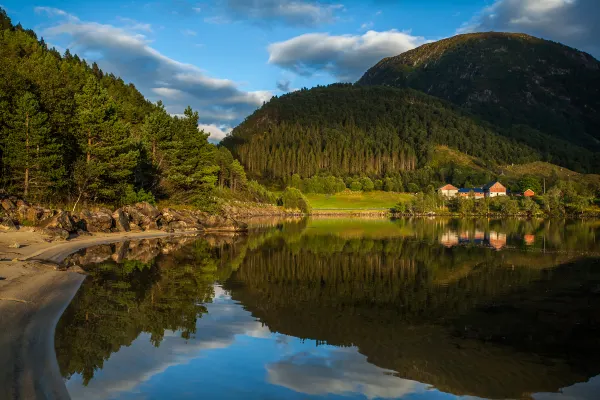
[23,206,45,223]
[198,213,248,232]
[43,228,70,241]
[16,199,29,208]
[160,208,202,231]
[112,209,130,232]
[135,202,160,219]
[37,211,75,232]
[1,199,16,211]
[79,209,113,233]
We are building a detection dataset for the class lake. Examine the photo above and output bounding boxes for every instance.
[55,218,600,400]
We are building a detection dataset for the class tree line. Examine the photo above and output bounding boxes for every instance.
[0,9,269,209]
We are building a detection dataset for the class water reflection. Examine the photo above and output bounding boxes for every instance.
[55,218,600,399]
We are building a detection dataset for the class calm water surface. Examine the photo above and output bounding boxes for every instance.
[55,218,600,400]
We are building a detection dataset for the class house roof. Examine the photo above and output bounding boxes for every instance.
[483,181,506,190]
[438,184,458,191]
[458,188,484,193]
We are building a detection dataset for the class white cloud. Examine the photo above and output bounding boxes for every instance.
[116,16,152,32]
[360,21,374,31]
[268,30,428,81]
[460,0,599,57]
[198,123,233,141]
[152,87,184,99]
[34,6,78,21]
[65,287,272,400]
[39,9,271,137]
[217,0,344,26]
[267,348,428,399]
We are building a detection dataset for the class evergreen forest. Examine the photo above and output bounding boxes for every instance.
[0,9,266,209]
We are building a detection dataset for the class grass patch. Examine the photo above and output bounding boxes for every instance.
[305,218,415,239]
[305,191,412,210]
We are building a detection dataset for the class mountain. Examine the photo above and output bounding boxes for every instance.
[223,84,546,183]
[225,32,600,184]
[357,32,600,158]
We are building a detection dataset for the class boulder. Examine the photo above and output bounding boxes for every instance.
[37,211,75,232]
[198,213,248,232]
[167,221,195,232]
[129,222,143,232]
[143,219,159,231]
[135,202,160,219]
[112,209,130,232]
[123,206,144,225]
[24,206,45,223]
[43,228,70,241]
[1,199,16,211]
[161,208,201,229]
[79,209,113,233]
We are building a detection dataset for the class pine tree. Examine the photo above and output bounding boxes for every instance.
[230,160,247,192]
[165,107,218,204]
[142,100,171,164]
[74,77,139,203]
[5,92,63,199]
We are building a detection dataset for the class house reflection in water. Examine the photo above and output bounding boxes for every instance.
[524,234,536,245]
[487,231,507,250]
[440,230,507,250]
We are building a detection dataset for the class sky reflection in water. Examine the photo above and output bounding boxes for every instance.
[56,218,600,400]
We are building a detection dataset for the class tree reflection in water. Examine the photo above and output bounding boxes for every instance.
[55,218,600,399]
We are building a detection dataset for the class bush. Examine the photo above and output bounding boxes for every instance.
[350,181,362,191]
[246,180,278,204]
[407,183,419,193]
[360,177,375,192]
[392,202,406,213]
[280,187,312,213]
[121,186,156,205]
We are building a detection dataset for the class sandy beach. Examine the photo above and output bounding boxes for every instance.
[0,229,201,400]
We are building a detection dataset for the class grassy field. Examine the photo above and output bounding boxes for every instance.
[305,191,412,211]
[305,218,415,238]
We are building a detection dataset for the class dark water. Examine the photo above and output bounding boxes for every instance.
[55,218,600,400]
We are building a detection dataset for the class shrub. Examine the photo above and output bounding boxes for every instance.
[280,187,312,213]
[121,186,156,205]
[407,183,419,193]
[350,181,362,191]
[360,177,375,192]
[246,180,278,204]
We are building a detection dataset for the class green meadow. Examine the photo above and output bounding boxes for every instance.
[305,191,412,211]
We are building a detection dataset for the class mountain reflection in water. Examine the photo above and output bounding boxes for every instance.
[55,218,600,400]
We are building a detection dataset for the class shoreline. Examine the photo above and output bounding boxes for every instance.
[0,229,203,400]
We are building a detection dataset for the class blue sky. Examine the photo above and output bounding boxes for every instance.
[1,0,598,140]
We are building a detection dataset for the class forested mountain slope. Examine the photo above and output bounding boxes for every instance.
[223,84,596,181]
[358,32,600,163]
[0,8,262,208]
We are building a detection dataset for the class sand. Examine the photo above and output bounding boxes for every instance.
[0,229,201,400]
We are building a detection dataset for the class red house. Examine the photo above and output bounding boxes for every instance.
[483,181,507,198]
[523,189,535,197]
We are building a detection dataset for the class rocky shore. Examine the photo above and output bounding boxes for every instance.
[0,195,248,241]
